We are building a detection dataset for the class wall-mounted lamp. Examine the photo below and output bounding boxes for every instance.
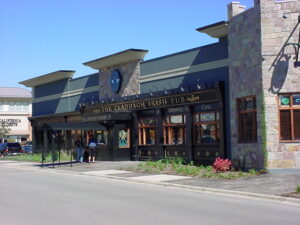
[283,11,300,67]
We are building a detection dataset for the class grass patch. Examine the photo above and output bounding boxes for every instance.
[296,185,300,193]
[125,158,263,179]
[0,152,72,163]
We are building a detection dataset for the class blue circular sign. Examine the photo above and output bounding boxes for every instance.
[110,70,122,93]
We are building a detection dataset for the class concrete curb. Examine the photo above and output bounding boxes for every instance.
[101,174,300,207]
[2,162,300,207]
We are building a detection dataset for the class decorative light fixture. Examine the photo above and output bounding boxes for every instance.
[164,88,168,95]
[149,89,153,97]
[283,12,300,67]
[180,85,185,92]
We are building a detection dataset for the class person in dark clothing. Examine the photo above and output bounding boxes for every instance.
[75,136,84,163]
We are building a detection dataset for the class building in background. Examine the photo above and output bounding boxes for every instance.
[0,87,32,143]
[20,0,300,169]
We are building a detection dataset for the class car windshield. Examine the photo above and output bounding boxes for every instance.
[7,143,21,147]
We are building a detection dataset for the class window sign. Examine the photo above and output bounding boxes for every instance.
[200,113,215,122]
[142,118,156,126]
[170,115,184,124]
[292,95,300,106]
[280,95,290,106]
[119,129,130,148]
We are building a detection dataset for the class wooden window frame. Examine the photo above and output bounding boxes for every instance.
[138,116,157,146]
[163,114,186,145]
[193,111,220,145]
[278,93,300,142]
[237,96,257,143]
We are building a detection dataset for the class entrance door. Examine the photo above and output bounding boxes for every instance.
[112,124,131,161]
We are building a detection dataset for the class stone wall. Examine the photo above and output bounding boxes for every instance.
[260,0,300,168]
[228,2,265,169]
[99,60,141,98]
[228,0,300,169]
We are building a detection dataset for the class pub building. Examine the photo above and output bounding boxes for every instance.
[20,1,300,169]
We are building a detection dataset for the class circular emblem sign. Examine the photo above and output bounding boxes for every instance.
[110,70,122,93]
[281,97,289,105]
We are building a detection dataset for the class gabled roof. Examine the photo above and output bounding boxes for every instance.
[0,87,32,99]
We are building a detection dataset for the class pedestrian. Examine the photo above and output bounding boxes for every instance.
[75,136,84,163]
[88,135,96,163]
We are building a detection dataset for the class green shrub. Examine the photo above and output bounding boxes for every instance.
[296,185,300,193]
[248,169,257,175]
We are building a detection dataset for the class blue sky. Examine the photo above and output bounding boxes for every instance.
[0,0,254,89]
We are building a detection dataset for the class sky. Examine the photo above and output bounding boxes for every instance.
[0,0,254,89]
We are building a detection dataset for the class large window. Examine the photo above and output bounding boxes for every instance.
[96,130,108,145]
[8,102,15,111]
[237,96,257,142]
[163,114,185,145]
[138,117,157,145]
[279,94,300,142]
[194,112,220,144]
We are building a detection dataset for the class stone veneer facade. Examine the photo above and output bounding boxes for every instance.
[229,0,300,169]
[99,60,141,98]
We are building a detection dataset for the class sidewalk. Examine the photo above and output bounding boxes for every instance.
[1,160,300,205]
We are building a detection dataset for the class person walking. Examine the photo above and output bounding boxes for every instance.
[75,136,84,163]
[88,135,96,163]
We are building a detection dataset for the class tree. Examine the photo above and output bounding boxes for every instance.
[0,120,11,140]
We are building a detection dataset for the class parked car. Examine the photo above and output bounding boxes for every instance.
[0,143,8,156]
[22,144,32,154]
[1,142,23,155]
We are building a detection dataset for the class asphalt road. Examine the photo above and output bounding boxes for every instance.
[0,166,299,225]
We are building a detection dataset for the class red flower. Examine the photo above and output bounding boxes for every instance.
[213,157,232,172]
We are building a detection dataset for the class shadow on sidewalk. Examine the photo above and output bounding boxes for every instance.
[36,161,78,168]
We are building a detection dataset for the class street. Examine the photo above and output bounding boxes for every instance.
[0,166,299,225]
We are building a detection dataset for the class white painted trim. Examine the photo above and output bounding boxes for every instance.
[140,58,228,83]
[33,85,99,103]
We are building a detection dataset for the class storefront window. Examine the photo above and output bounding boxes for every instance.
[23,102,29,111]
[96,130,108,145]
[16,102,22,111]
[279,93,300,141]
[119,129,130,148]
[164,114,185,145]
[237,96,257,142]
[139,117,157,145]
[8,102,15,111]
[194,112,219,144]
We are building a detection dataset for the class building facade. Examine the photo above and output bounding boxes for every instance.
[20,0,300,169]
[0,87,32,143]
